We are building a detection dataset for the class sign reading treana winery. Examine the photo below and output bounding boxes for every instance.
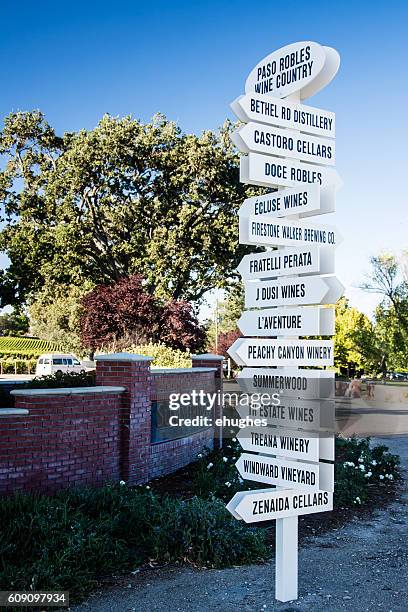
[227,40,342,604]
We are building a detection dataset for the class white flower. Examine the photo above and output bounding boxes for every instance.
[207,463,213,469]
[343,461,354,468]
[359,465,365,472]
[364,471,372,478]
[354,496,361,504]
[379,474,384,480]
[386,474,394,480]
[197,453,203,458]
[225,481,231,487]
[232,457,236,460]
[232,438,237,442]
[371,460,377,466]
[119,480,126,486]
[223,457,228,462]
[145,485,150,489]
[358,456,364,463]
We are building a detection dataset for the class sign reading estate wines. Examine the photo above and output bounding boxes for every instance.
[226,40,342,603]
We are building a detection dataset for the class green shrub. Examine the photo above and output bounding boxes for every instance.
[0,358,37,374]
[0,486,268,602]
[192,436,401,508]
[125,342,192,368]
[23,370,96,389]
[335,436,400,506]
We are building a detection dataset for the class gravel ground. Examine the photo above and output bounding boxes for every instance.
[73,436,408,612]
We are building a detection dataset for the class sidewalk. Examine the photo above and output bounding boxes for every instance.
[73,436,408,612]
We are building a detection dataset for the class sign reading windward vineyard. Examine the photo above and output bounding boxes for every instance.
[226,40,342,603]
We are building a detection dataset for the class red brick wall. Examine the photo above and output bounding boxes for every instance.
[0,392,123,495]
[0,354,222,495]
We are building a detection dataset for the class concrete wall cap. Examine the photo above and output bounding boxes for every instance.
[151,367,217,374]
[192,353,224,361]
[95,352,153,362]
[0,408,29,416]
[11,386,126,397]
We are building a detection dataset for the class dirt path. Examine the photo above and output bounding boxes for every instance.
[73,436,408,612]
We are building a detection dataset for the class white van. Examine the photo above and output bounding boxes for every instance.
[35,353,83,377]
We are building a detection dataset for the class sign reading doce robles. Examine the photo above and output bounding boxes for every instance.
[231,93,335,138]
[244,275,344,308]
[236,367,334,399]
[240,216,342,249]
[236,425,334,462]
[244,41,340,100]
[240,152,342,190]
[227,338,334,367]
[235,453,334,492]
[233,123,335,166]
[238,184,335,220]
[227,488,333,523]
[237,306,334,337]
[237,246,334,281]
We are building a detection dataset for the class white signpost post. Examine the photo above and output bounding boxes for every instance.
[226,40,342,603]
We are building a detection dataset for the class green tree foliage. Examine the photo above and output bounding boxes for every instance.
[359,254,408,374]
[0,307,29,336]
[0,111,254,307]
[205,282,244,350]
[29,284,90,355]
[334,297,371,376]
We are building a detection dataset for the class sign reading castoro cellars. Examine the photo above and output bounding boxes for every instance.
[227,41,342,603]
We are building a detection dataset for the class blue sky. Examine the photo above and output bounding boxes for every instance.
[1,0,407,320]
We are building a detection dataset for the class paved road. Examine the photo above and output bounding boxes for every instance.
[73,435,408,612]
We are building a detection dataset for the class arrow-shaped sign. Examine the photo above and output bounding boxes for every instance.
[237,246,334,281]
[240,152,342,190]
[238,184,335,220]
[235,453,334,492]
[234,397,335,432]
[232,123,335,167]
[227,488,333,523]
[244,275,344,308]
[230,93,336,138]
[228,338,334,367]
[237,306,334,337]
[236,367,335,399]
[236,425,334,462]
[239,216,342,249]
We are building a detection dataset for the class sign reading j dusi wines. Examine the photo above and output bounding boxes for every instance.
[226,40,342,603]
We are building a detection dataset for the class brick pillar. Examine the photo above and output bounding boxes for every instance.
[192,353,224,449]
[95,353,153,485]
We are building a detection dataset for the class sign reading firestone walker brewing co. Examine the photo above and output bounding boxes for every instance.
[226,40,342,603]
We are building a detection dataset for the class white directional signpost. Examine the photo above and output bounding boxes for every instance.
[226,40,343,603]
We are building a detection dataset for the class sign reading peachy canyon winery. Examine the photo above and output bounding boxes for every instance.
[227,41,343,603]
